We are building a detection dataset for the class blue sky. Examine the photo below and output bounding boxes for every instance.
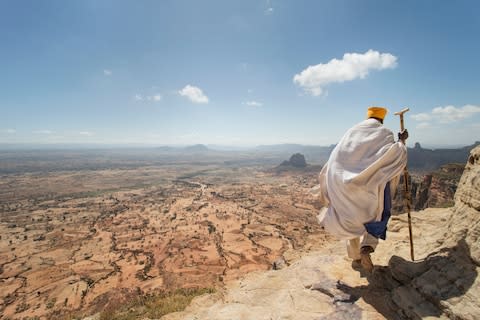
[1,0,479,147]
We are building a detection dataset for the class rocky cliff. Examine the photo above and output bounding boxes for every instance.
[393,163,464,212]
[160,146,480,320]
[450,146,480,266]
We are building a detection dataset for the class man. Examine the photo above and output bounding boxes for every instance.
[316,106,408,272]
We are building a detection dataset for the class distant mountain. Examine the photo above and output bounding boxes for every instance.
[255,144,306,152]
[407,141,480,171]
[156,146,176,152]
[205,145,252,151]
[155,144,210,153]
[153,142,479,170]
[183,144,209,153]
[256,141,479,170]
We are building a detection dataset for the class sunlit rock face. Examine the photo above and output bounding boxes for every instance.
[451,145,480,265]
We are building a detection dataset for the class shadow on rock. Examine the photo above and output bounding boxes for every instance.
[337,238,478,319]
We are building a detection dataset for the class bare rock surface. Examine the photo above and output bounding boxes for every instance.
[450,146,480,265]
[161,146,480,320]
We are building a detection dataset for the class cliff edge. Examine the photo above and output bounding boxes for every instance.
[160,146,480,320]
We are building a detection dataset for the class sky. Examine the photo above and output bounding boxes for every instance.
[1,0,479,148]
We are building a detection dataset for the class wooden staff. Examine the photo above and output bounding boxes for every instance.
[394,107,414,261]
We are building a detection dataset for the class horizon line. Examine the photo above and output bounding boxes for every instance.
[0,141,478,151]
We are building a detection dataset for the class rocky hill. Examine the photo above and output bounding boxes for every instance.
[279,153,307,168]
[271,153,322,175]
[161,146,480,320]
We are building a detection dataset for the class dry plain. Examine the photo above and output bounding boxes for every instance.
[0,150,330,319]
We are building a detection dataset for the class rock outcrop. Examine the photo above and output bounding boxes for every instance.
[385,145,480,320]
[280,153,307,168]
[161,146,480,320]
[450,146,480,265]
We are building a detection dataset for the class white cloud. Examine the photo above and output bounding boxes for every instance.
[411,104,480,124]
[146,94,162,102]
[79,131,94,136]
[264,0,274,15]
[178,85,209,104]
[103,69,112,76]
[244,101,263,107]
[410,113,431,121]
[135,93,162,103]
[432,104,480,123]
[416,122,432,129]
[293,49,398,96]
[4,129,16,134]
[33,130,53,134]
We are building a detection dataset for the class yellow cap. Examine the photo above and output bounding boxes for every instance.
[366,107,387,120]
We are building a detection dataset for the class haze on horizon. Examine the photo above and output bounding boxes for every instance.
[1,1,479,148]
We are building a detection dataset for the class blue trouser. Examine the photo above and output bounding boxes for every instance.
[364,182,391,240]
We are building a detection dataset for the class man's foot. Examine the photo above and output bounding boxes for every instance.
[360,246,374,273]
[351,259,362,271]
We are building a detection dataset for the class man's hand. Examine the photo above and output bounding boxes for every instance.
[398,129,409,141]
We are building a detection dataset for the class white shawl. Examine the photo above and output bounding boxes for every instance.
[317,118,407,239]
